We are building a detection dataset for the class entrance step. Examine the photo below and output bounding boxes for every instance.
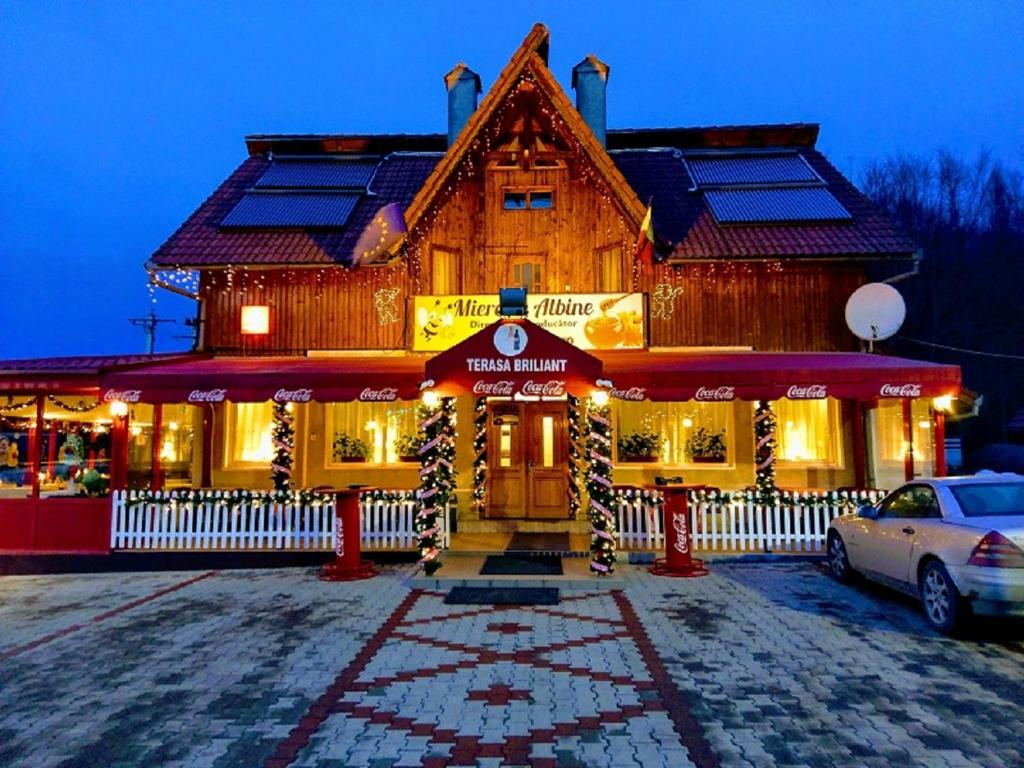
[457,518,590,535]
[409,554,625,589]
[448,532,591,556]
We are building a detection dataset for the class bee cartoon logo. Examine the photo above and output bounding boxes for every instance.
[416,300,455,343]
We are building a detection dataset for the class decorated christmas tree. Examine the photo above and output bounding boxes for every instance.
[753,400,779,504]
[416,397,456,574]
[270,403,294,492]
[586,400,616,574]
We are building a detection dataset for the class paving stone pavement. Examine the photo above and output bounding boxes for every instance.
[1,562,1022,768]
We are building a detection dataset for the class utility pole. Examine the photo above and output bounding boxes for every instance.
[128,310,176,354]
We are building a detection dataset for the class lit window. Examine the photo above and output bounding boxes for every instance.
[328,401,420,465]
[613,401,732,466]
[512,262,542,293]
[226,402,274,465]
[775,398,842,465]
[869,399,934,486]
[240,305,270,335]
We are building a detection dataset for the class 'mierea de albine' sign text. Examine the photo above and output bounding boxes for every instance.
[412,293,645,352]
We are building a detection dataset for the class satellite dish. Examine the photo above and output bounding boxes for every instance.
[845,283,906,345]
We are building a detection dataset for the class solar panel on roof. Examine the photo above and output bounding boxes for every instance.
[687,155,819,187]
[255,160,378,189]
[220,191,361,228]
[705,188,852,224]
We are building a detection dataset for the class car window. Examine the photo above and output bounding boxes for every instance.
[950,482,1024,517]
[879,486,940,519]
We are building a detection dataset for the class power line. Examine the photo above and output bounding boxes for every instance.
[901,337,1024,361]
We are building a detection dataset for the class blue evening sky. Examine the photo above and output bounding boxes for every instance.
[1,1,1021,359]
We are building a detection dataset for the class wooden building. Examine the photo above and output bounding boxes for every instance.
[0,25,959,555]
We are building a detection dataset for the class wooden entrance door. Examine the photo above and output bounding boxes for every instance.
[487,401,569,518]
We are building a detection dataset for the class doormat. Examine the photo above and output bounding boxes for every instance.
[444,587,560,606]
[505,532,571,553]
[479,554,563,576]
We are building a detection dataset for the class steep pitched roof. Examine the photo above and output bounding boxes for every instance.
[148,153,441,268]
[402,23,647,234]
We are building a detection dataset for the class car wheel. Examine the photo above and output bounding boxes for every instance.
[920,560,963,635]
[827,532,853,583]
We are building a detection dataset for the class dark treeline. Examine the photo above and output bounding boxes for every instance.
[862,151,1024,455]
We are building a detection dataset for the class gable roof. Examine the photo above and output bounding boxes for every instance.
[402,23,647,235]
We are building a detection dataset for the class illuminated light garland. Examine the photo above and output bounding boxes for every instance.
[586,402,617,574]
[753,400,779,505]
[270,403,294,492]
[472,397,487,517]
[125,488,334,510]
[416,397,456,574]
[47,396,102,413]
[566,394,583,519]
[0,397,36,412]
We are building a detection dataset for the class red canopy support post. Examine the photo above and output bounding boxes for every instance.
[110,411,129,491]
[320,488,376,581]
[29,395,43,499]
[201,405,214,488]
[852,400,867,489]
[150,404,164,491]
[902,398,914,482]
[934,409,947,477]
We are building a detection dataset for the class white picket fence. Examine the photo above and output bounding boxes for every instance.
[614,488,886,552]
[110,490,447,551]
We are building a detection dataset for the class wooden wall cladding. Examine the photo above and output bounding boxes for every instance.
[639,261,869,351]
[200,264,410,353]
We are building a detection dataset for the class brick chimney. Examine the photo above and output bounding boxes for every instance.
[572,54,610,147]
[444,62,482,147]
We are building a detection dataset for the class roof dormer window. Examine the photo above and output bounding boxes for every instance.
[503,188,554,211]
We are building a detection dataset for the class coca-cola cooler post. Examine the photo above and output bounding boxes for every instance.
[649,484,709,578]
[320,488,376,581]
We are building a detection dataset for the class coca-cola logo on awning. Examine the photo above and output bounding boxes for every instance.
[188,389,227,403]
[472,380,515,396]
[103,389,141,403]
[273,388,313,403]
[611,387,646,401]
[359,387,399,402]
[879,383,922,398]
[695,386,735,402]
[786,384,828,400]
[521,380,566,397]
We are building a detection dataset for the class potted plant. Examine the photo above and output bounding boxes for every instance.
[394,433,426,462]
[332,433,370,463]
[617,431,661,462]
[686,427,727,463]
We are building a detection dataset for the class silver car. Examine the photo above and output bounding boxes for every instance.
[827,473,1024,634]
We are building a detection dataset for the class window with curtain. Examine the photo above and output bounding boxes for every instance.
[775,398,842,465]
[328,401,420,465]
[870,399,935,486]
[613,401,732,466]
[226,402,274,466]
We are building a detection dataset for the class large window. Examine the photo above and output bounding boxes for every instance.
[327,401,420,466]
[613,401,733,466]
[0,403,34,498]
[775,398,843,466]
[869,399,934,487]
[40,398,115,497]
[225,402,274,466]
[129,404,196,489]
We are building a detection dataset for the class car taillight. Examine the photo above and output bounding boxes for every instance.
[968,531,1024,568]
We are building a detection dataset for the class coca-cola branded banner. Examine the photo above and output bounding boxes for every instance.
[426,319,603,398]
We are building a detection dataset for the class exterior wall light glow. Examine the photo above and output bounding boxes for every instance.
[241,305,270,335]
[591,390,609,407]
[933,394,954,413]
[422,390,440,408]
[110,401,129,417]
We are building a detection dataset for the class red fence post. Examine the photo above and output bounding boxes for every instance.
[650,486,708,578]
[320,488,376,581]
[934,410,947,477]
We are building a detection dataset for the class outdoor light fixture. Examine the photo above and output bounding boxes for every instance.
[110,401,129,417]
[933,394,954,413]
[498,287,528,317]
[240,305,270,335]
[422,390,440,408]
[591,390,609,407]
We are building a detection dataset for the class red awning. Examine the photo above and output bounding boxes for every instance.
[99,355,425,404]
[598,350,961,402]
[424,318,602,398]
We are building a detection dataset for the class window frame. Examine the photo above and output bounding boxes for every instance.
[223,401,276,470]
[323,401,421,469]
[774,397,845,469]
[611,401,737,470]
[502,187,556,211]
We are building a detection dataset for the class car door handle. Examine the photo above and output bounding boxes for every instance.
[902,526,915,535]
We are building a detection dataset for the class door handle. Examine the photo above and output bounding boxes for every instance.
[902,526,915,535]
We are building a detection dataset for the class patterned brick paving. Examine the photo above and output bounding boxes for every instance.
[1,563,1023,768]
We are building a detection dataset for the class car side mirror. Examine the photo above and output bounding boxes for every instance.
[857,504,878,520]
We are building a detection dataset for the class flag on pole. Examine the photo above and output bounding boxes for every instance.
[634,203,656,266]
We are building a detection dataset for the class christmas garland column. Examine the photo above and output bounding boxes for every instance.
[416,397,456,574]
[753,400,779,505]
[586,401,617,574]
[471,397,487,517]
[567,394,583,519]
[270,403,294,492]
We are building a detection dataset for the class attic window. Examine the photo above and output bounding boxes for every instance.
[503,189,554,211]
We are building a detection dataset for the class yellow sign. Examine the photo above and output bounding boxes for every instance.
[413,293,645,352]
